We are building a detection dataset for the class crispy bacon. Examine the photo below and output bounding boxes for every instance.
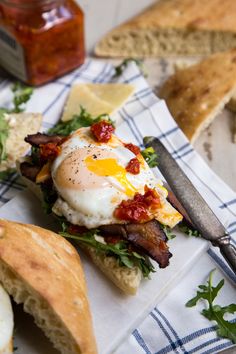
[25,133,65,147]
[100,220,172,268]
[20,162,41,182]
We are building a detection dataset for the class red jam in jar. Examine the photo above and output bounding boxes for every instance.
[0,0,85,85]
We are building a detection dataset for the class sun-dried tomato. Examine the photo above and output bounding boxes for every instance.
[39,143,61,162]
[90,120,115,143]
[126,157,140,174]
[143,185,161,209]
[114,199,149,223]
[124,143,140,155]
[114,186,161,223]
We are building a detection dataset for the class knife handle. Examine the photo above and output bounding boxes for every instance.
[214,234,236,274]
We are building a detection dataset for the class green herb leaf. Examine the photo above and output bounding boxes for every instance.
[141,147,158,168]
[178,221,201,237]
[113,58,148,78]
[60,228,155,278]
[0,82,33,164]
[161,225,176,240]
[31,146,40,165]
[11,82,33,113]
[48,106,113,136]
[40,183,58,214]
[0,168,16,180]
[0,111,9,162]
[186,270,236,344]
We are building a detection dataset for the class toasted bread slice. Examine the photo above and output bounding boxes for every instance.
[0,113,42,172]
[0,219,97,354]
[95,0,236,57]
[159,49,236,142]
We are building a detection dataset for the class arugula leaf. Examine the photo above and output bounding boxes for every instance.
[141,147,158,168]
[40,183,58,214]
[178,221,201,237]
[161,224,176,240]
[0,168,16,180]
[11,82,33,113]
[186,270,236,343]
[0,111,9,162]
[48,106,113,136]
[60,228,155,278]
[113,58,148,78]
[0,82,33,168]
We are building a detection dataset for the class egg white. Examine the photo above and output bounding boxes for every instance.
[51,127,182,228]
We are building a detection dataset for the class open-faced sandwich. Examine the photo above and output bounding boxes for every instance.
[20,113,183,295]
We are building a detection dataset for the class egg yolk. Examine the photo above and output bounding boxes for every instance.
[85,156,137,197]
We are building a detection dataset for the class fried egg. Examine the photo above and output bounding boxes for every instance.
[0,284,14,353]
[51,127,182,228]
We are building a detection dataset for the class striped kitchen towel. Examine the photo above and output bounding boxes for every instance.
[0,59,235,354]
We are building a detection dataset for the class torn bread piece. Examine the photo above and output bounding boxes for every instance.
[0,113,42,172]
[61,83,135,122]
[95,0,236,57]
[0,219,97,354]
[159,49,236,142]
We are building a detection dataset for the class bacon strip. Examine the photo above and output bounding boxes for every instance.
[100,220,172,268]
[20,162,41,182]
[25,133,64,146]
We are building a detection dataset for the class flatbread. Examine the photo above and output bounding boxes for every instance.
[95,0,236,57]
[159,49,236,142]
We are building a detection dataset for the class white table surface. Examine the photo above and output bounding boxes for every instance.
[77,0,236,192]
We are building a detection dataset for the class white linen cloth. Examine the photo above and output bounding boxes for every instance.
[0,59,235,354]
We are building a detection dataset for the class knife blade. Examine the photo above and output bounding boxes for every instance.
[144,136,236,275]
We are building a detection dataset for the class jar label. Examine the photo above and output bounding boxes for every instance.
[0,26,27,81]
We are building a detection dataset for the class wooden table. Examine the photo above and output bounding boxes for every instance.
[78,0,236,192]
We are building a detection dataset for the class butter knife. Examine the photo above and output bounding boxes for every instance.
[144,136,236,275]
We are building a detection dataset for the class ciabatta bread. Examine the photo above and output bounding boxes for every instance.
[159,49,236,142]
[95,0,236,57]
[0,219,97,354]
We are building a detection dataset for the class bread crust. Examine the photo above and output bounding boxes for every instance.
[159,49,236,142]
[95,0,236,57]
[110,0,236,32]
[0,219,97,354]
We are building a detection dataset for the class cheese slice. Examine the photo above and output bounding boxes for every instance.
[62,83,135,121]
[0,285,14,353]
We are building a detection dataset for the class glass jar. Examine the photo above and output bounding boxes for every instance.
[0,0,85,85]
